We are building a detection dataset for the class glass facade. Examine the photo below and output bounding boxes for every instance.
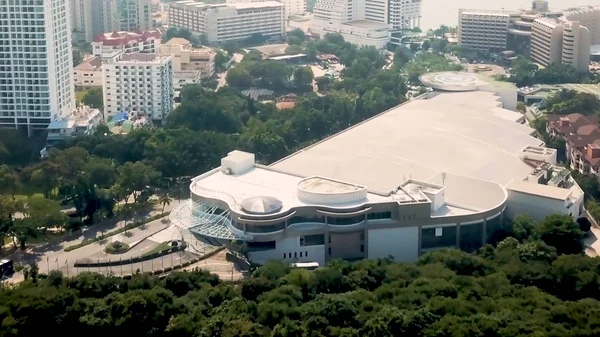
[245,222,285,233]
[288,216,325,225]
[328,215,365,226]
[459,222,483,252]
[421,226,457,249]
[486,214,504,242]
[367,211,392,220]
[301,234,325,246]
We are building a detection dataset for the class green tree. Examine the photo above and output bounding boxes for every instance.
[510,215,537,241]
[81,87,104,109]
[0,164,18,196]
[536,214,585,255]
[293,66,314,89]
[226,67,253,89]
[117,161,161,203]
[159,193,172,214]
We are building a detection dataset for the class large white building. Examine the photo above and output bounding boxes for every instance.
[531,17,591,72]
[70,0,120,43]
[458,9,514,52]
[310,0,421,48]
[170,87,584,266]
[226,0,306,19]
[102,53,174,122]
[167,1,285,43]
[92,29,163,58]
[458,3,598,72]
[120,0,153,31]
[0,0,75,133]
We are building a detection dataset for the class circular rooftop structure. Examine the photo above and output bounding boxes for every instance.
[297,176,367,205]
[419,72,491,92]
[241,196,283,215]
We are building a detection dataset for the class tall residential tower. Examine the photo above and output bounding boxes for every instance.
[70,0,120,43]
[120,0,153,31]
[0,0,75,133]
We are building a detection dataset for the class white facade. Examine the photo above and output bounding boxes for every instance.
[226,0,305,19]
[310,0,421,48]
[120,0,153,31]
[102,53,174,122]
[70,0,119,43]
[531,17,591,72]
[367,227,419,262]
[168,1,285,43]
[458,9,513,51]
[388,0,421,30]
[0,0,75,132]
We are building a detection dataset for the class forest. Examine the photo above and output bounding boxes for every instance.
[0,214,599,337]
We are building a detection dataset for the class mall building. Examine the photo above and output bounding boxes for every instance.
[171,79,583,266]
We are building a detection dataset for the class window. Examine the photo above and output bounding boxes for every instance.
[305,251,308,257]
[283,253,286,258]
[328,247,332,255]
[301,234,325,246]
[299,252,302,257]
[360,245,364,252]
[435,228,443,237]
[294,252,297,258]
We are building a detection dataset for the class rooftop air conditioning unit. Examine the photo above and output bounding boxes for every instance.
[224,168,232,175]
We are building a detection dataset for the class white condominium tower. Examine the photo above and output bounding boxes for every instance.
[0,0,75,133]
[120,0,153,31]
[102,53,174,122]
[70,0,120,43]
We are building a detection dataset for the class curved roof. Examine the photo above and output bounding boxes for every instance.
[419,72,490,92]
[241,196,283,214]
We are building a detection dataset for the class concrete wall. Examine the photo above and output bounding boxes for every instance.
[506,190,577,222]
[367,227,419,262]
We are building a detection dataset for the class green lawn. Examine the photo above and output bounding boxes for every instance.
[142,242,173,257]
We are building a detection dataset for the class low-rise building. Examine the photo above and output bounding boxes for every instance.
[45,106,103,149]
[102,53,174,123]
[169,89,584,266]
[547,113,600,175]
[92,29,163,58]
[167,1,285,43]
[159,38,215,77]
[311,19,391,49]
[73,56,103,88]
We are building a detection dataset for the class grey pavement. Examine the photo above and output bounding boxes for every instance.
[6,200,184,282]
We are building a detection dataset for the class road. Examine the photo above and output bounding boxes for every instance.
[7,200,184,282]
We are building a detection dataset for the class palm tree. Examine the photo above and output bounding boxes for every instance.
[159,194,172,214]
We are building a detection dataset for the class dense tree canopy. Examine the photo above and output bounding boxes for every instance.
[2,216,599,337]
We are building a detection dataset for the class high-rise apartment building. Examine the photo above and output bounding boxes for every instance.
[120,0,153,31]
[168,1,285,43]
[102,53,174,122]
[0,0,75,133]
[70,0,119,43]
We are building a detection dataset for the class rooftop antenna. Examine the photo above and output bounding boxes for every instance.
[442,172,446,186]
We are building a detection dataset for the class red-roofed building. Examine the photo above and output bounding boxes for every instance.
[547,113,600,176]
[92,28,163,57]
